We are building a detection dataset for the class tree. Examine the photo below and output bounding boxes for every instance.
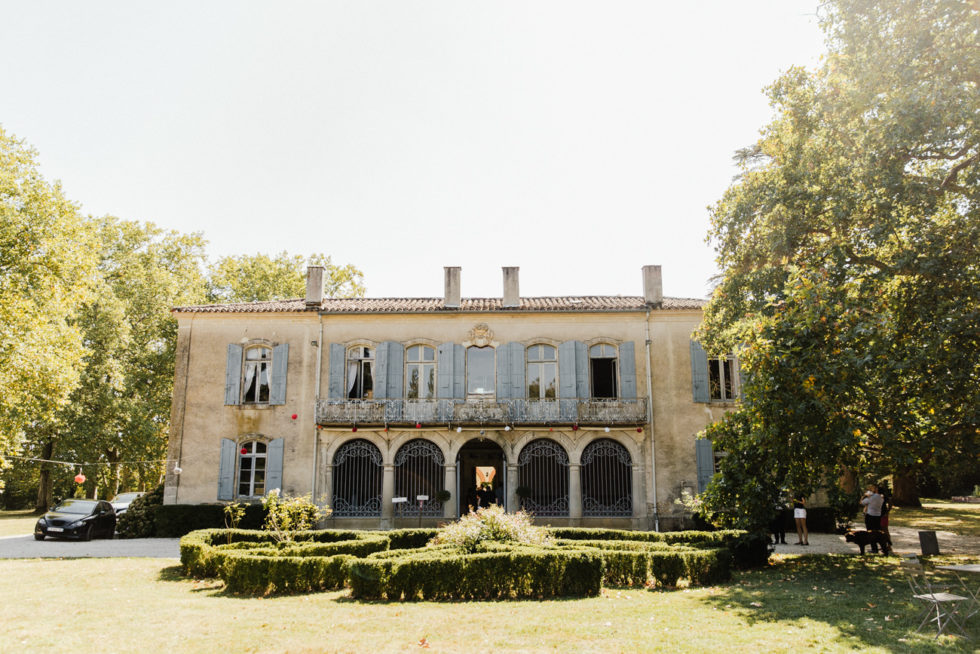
[0,126,97,488]
[34,217,207,509]
[698,0,979,526]
[207,252,365,302]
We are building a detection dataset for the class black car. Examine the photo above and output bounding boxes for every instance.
[34,499,117,541]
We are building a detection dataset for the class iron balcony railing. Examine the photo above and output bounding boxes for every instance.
[316,398,647,426]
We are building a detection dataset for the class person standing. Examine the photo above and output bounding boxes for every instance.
[769,498,787,545]
[793,495,809,546]
[861,484,884,553]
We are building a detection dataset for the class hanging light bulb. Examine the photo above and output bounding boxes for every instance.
[604,427,611,433]
[456,426,462,433]
[504,425,511,432]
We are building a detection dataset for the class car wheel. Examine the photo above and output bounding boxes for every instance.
[34,533,44,541]
[82,524,93,541]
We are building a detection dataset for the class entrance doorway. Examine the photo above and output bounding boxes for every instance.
[456,438,506,515]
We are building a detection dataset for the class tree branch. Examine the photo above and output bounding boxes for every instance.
[940,151,980,190]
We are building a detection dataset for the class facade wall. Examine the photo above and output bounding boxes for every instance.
[164,306,729,530]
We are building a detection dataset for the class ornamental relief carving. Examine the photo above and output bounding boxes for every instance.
[462,323,497,348]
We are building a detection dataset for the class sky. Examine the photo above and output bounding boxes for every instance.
[1,1,826,301]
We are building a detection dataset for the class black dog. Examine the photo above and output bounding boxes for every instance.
[845,529,891,555]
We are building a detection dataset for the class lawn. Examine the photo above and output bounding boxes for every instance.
[0,509,36,537]
[2,554,977,652]
[890,499,980,538]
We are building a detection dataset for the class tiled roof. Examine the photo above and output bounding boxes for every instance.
[173,296,707,314]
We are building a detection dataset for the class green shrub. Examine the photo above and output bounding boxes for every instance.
[221,553,354,594]
[115,483,163,538]
[428,504,550,552]
[262,491,326,542]
[387,528,439,550]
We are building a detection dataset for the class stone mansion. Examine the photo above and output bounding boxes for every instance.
[163,265,737,530]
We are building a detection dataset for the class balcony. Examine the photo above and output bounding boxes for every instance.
[316,398,647,427]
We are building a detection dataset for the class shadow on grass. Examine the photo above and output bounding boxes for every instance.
[703,554,977,653]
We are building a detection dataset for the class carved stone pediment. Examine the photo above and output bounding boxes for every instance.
[463,323,497,348]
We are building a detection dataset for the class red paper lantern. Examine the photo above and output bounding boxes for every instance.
[636,427,643,433]
[74,473,86,484]
[240,446,248,455]
[415,423,422,429]
[572,424,579,431]
[291,413,298,420]
[352,426,358,432]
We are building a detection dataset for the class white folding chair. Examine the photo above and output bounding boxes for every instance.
[903,559,970,639]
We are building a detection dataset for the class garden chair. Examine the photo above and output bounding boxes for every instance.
[903,558,970,639]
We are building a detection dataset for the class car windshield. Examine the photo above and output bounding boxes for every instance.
[112,493,140,502]
[54,499,96,514]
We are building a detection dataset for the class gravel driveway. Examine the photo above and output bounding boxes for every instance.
[0,534,180,558]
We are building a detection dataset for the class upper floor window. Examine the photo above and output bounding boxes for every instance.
[466,346,495,397]
[347,346,374,399]
[242,346,271,403]
[709,355,738,401]
[527,344,557,400]
[238,440,267,497]
[589,343,618,399]
[406,345,436,399]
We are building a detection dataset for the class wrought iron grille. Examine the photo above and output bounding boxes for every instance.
[517,439,569,517]
[394,438,444,517]
[332,439,383,517]
[581,438,633,517]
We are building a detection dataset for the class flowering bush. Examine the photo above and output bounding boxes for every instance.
[427,504,551,552]
[261,490,327,542]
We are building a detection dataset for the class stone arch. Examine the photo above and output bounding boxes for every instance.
[389,431,452,465]
[448,430,513,464]
[511,430,577,465]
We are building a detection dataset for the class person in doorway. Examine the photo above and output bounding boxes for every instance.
[860,484,884,553]
[478,483,495,507]
[793,495,809,545]
[465,486,479,512]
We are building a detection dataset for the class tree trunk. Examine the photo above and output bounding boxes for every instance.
[892,471,921,507]
[34,438,55,514]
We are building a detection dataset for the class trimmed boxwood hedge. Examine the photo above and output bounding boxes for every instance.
[180,526,742,599]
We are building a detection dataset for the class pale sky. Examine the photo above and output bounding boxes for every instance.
[1,1,825,300]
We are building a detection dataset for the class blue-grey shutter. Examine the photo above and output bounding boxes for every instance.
[224,344,243,405]
[690,341,709,403]
[574,341,589,399]
[217,438,237,500]
[619,341,636,400]
[695,438,715,493]
[496,343,512,399]
[386,342,404,399]
[375,342,389,399]
[328,344,345,400]
[453,344,465,398]
[269,343,289,405]
[437,342,455,399]
[558,341,578,399]
[266,438,284,494]
[510,342,525,399]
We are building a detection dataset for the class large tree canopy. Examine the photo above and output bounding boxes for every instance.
[698,0,979,526]
[0,127,97,465]
[207,252,365,302]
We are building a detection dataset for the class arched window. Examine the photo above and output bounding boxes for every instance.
[405,345,436,399]
[347,346,374,399]
[526,344,557,400]
[466,346,495,397]
[589,343,618,399]
[581,439,632,517]
[242,346,272,403]
[518,439,569,517]
[238,440,267,497]
[332,439,383,517]
[394,439,444,517]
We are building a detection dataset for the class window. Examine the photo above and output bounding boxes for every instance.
[589,343,618,399]
[527,344,557,400]
[242,346,271,403]
[347,346,374,399]
[238,440,267,497]
[708,355,738,401]
[405,345,436,399]
[466,346,495,396]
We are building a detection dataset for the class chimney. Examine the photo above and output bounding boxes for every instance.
[305,266,324,307]
[642,265,663,306]
[502,266,520,308]
[444,266,461,308]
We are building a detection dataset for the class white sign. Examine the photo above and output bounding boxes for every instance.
[416,495,429,501]
[392,497,408,503]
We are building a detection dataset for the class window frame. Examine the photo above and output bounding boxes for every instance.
[588,342,619,399]
[405,344,437,400]
[346,346,375,400]
[465,345,496,398]
[237,439,268,498]
[241,345,272,404]
[526,343,558,400]
[708,354,739,402]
